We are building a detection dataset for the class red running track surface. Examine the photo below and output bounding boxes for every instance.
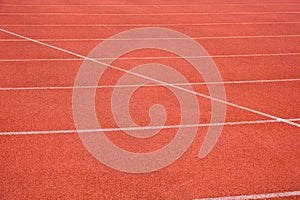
[0,0,299,199]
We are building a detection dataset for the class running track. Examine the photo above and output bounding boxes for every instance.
[0,0,300,199]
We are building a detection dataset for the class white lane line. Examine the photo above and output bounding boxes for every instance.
[1,21,300,27]
[1,53,300,62]
[197,190,300,200]
[1,11,300,16]
[1,34,300,42]
[1,118,299,136]
[0,28,299,128]
[91,53,300,60]
[1,3,300,6]
[0,58,80,62]
[1,78,299,91]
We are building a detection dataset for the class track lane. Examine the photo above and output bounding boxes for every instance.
[47,37,300,56]
[1,12,300,24]
[1,56,300,88]
[0,85,269,133]
[1,14,300,25]
[2,24,300,40]
[1,36,300,59]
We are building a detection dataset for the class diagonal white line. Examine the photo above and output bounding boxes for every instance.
[1,34,300,42]
[0,78,299,91]
[1,11,300,16]
[1,21,300,27]
[0,27,299,127]
[0,118,299,136]
[197,190,300,200]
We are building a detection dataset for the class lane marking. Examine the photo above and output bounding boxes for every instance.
[0,58,81,62]
[1,118,299,136]
[1,3,300,6]
[0,28,299,127]
[90,53,300,60]
[1,11,300,16]
[1,53,300,62]
[1,78,299,91]
[197,190,300,200]
[1,34,300,42]
[1,21,300,27]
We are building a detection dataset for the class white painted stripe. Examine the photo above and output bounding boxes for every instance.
[1,34,300,42]
[1,78,299,91]
[197,190,300,200]
[1,3,300,6]
[91,53,300,60]
[0,58,80,62]
[0,53,300,62]
[1,21,300,27]
[0,118,299,136]
[1,11,300,16]
[0,28,298,128]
